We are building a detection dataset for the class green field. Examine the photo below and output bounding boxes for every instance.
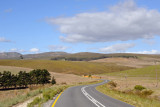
[0,60,132,75]
[106,65,160,77]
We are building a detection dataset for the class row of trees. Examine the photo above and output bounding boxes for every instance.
[51,55,138,61]
[0,69,55,89]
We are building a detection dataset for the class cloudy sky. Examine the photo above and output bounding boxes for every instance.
[1,0,160,54]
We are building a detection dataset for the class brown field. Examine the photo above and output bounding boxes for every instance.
[91,57,160,68]
[0,65,32,74]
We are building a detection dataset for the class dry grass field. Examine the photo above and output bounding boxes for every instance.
[0,65,94,84]
[91,57,160,68]
[0,60,132,75]
[98,65,160,99]
[0,65,32,74]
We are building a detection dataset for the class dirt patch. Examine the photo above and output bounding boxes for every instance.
[50,72,93,85]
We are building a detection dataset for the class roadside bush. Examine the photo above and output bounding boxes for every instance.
[108,81,117,88]
[88,74,92,78]
[141,90,154,96]
[134,85,146,91]
[51,76,56,85]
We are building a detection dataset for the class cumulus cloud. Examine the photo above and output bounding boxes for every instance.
[0,37,11,42]
[99,43,135,53]
[10,48,26,53]
[48,45,68,51]
[29,48,39,53]
[129,50,160,54]
[47,0,160,43]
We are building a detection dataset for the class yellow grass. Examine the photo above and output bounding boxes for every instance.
[97,84,160,107]
[0,60,132,75]
[97,65,160,102]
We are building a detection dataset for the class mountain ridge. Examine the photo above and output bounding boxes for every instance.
[0,52,160,60]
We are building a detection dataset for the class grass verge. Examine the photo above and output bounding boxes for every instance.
[27,85,69,107]
[28,80,101,107]
[96,83,160,107]
[0,87,43,107]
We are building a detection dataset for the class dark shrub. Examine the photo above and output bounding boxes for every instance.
[108,81,117,88]
[51,76,56,85]
[134,85,146,91]
[141,90,154,96]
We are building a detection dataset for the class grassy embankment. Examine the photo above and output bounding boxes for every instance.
[0,84,51,107]
[27,80,101,107]
[97,65,160,107]
[0,80,100,107]
[97,84,160,107]
[0,60,132,75]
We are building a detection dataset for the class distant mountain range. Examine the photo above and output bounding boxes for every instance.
[0,52,69,59]
[0,52,159,61]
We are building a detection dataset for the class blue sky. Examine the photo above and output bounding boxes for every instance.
[0,0,160,54]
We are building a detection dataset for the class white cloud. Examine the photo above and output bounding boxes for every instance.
[143,39,155,45]
[129,50,160,54]
[10,48,17,52]
[48,45,68,51]
[10,48,26,53]
[48,0,160,43]
[4,8,12,13]
[0,37,11,42]
[99,43,135,53]
[29,48,39,53]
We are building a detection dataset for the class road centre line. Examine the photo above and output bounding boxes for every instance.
[81,85,106,107]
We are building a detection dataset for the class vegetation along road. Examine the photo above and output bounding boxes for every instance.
[52,80,134,107]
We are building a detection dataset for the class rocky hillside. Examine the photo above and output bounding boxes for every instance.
[0,52,22,59]
[23,52,69,59]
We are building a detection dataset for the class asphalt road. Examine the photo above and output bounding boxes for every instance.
[53,80,135,107]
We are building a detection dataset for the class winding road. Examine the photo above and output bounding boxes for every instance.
[52,80,134,107]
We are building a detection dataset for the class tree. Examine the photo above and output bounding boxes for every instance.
[17,71,29,87]
[51,76,56,85]
[1,71,12,88]
[11,74,18,88]
[30,69,51,85]
[39,69,51,84]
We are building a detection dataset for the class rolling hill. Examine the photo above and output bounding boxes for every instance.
[23,52,68,59]
[0,60,132,75]
[0,52,22,59]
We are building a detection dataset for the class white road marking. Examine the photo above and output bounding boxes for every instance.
[81,82,107,107]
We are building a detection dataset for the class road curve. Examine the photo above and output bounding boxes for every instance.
[53,80,134,107]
